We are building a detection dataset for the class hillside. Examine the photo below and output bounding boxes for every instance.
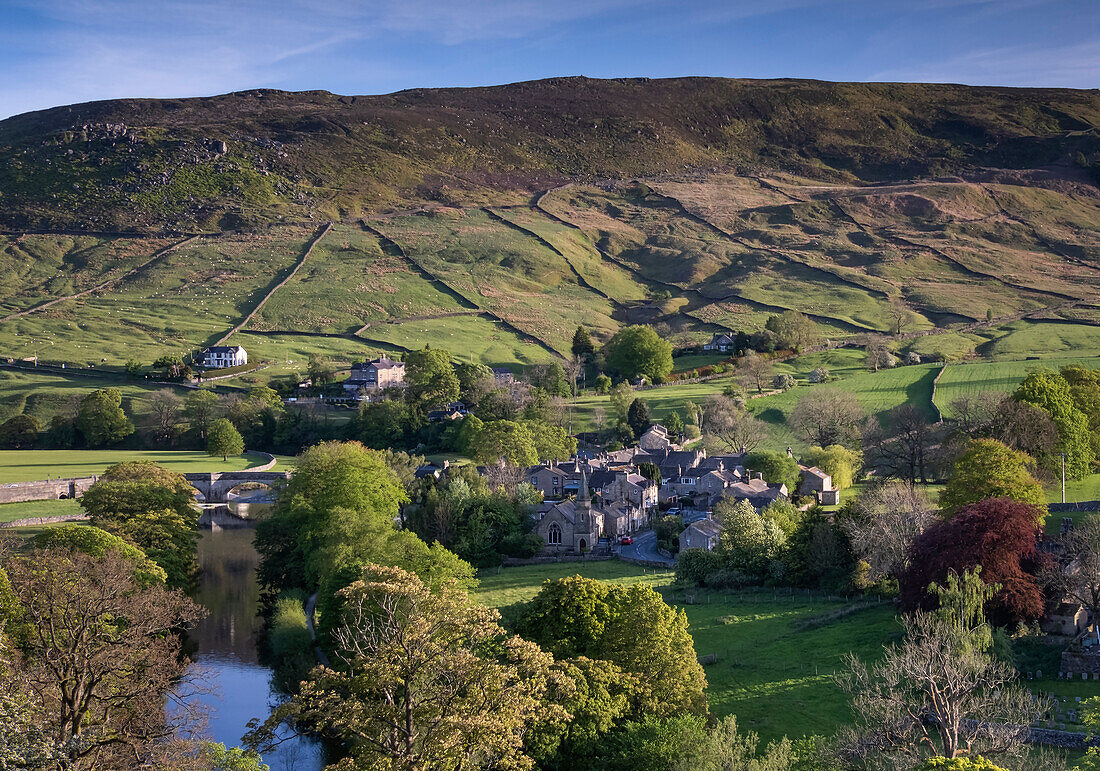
[0,77,1098,377]
[1,77,1099,232]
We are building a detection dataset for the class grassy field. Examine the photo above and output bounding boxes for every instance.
[474,561,899,743]
[0,450,285,483]
[0,498,83,522]
[934,356,1100,418]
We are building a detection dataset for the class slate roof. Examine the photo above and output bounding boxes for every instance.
[685,519,723,539]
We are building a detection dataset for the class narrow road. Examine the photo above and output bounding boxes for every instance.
[618,529,676,567]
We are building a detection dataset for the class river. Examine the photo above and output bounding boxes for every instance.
[179,526,326,771]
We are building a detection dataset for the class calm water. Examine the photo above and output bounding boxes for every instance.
[178,526,326,771]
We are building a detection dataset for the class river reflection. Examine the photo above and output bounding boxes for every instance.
[177,528,326,771]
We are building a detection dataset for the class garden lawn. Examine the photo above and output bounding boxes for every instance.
[0,497,82,522]
[474,562,899,743]
[0,450,281,483]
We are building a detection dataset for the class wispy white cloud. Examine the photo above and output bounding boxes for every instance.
[0,0,1094,119]
[871,38,1100,88]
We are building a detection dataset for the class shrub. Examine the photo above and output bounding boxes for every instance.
[773,373,796,391]
[808,367,830,384]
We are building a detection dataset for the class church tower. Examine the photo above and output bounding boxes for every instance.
[574,467,597,552]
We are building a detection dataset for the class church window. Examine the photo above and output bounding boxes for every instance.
[547,523,562,545]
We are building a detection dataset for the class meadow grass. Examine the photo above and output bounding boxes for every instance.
[0,497,83,522]
[934,355,1100,418]
[474,561,898,743]
[0,227,315,368]
[0,449,281,483]
[250,224,468,334]
[359,314,556,368]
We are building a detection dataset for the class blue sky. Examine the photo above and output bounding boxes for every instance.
[0,0,1096,119]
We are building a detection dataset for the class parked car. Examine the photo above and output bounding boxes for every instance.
[620,536,634,545]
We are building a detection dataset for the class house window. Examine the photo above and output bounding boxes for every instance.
[547,523,562,546]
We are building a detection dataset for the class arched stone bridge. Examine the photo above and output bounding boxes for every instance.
[184,471,290,503]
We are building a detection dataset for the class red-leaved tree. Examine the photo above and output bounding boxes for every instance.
[900,497,1047,626]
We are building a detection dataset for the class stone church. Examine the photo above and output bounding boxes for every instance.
[536,469,602,554]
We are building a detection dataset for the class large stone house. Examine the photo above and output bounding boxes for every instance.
[343,356,406,398]
[202,345,247,369]
[535,470,601,554]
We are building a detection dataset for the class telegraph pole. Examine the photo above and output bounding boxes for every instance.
[1061,454,1066,504]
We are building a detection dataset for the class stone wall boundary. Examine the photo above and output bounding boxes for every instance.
[0,514,88,529]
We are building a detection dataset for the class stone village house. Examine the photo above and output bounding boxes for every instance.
[343,356,406,398]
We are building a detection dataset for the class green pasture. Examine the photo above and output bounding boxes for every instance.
[0,368,184,423]
[671,352,731,373]
[249,224,468,334]
[488,207,649,303]
[934,355,1100,418]
[474,562,898,743]
[361,314,556,368]
[0,227,315,368]
[981,322,1100,361]
[0,498,83,522]
[372,209,621,353]
[0,450,281,483]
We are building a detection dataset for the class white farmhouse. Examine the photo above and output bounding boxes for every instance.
[202,345,247,369]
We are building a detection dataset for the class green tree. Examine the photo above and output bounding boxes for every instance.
[745,450,801,492]
[196,743,270,771]
[306,353,335,386]
[0,414,39,449]
[405,346,461,409]
[609,381,635,434]
[527,656,638,767]
[602,325,673,384]
[1015,369,1094,479]
[357,398,412,449]
[588,715,709,771]
[572,326,595,358]
[939,439,1046,518]
[76,388,134,447]
[1062,364,1100,472]
[3,547,200,770]
[518,576,709,718]
[674,714,796,771]
[79,461,199,588]
[249,565,558,771]
[802,445,862,490]
[765,310,819,352]
[523,420,577,462]
[206,417,244,461]
[254,441,409,592]
[184,388,221,440]
[124,359,143,378]
[531,362,572,398]
[454,361,492,399]
[152,354,190,380]
[627,398,651,439]
[29,524,168,587]
[714,498,786,578]
[594,374,613,394]
[664,411,685,440]
[470,420,539,467]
